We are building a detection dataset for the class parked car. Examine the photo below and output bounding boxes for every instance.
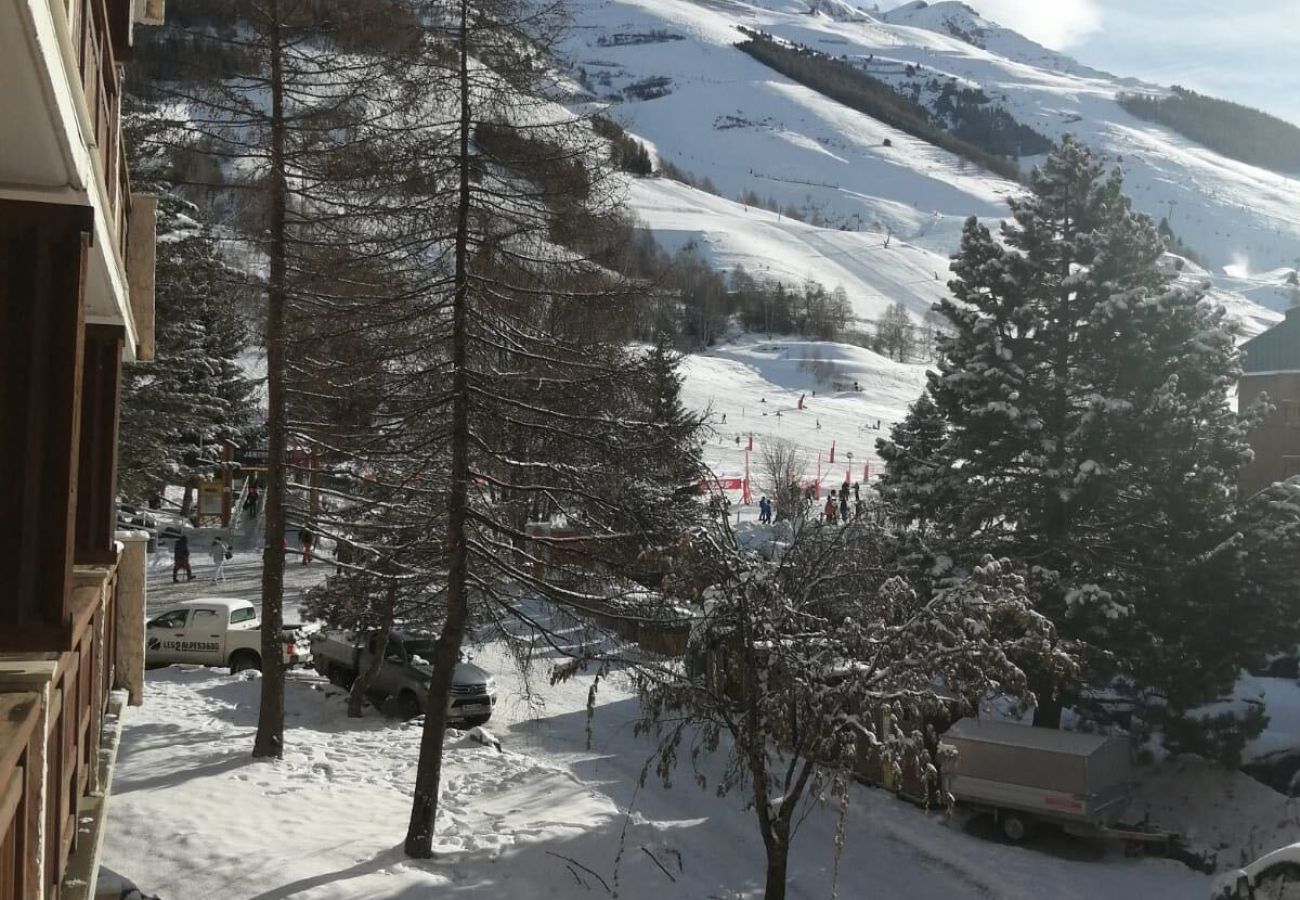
[941,717,1171,848]
[146,598,311,673]
[1213,843,1300,899]
[312,629,496,724]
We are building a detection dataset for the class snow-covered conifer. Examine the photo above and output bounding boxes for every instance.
[883,135,1298,733]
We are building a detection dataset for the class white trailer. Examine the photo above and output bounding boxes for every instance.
[942,717,1170,846]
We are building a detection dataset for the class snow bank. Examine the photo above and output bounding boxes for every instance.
[1131,756,1300,871]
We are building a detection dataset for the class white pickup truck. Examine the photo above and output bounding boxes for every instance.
[146,598,311,674]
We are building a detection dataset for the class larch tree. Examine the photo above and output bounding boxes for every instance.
[396,0,704,857]
[141,0,414,758]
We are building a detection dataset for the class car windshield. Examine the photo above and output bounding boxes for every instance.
[403,641,436,664]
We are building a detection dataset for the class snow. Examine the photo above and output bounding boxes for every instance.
[565,0,1292,335]
[1131,756,1300,871]
[627,176,956,323]
[679,334,929,492]
[104,635,1212,898]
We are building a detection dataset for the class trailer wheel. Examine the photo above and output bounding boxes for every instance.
[1000,813,1031,843]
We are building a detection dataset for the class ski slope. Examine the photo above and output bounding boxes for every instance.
[628,177,955,321]
[564,0,1299,327]
[680,335,930,490]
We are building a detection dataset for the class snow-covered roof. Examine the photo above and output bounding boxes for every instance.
[1242,306,1300,374]
[943,717,1120,757]
[167,597,256,612]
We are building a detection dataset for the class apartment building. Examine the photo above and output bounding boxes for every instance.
[0,0,162,896]
[1239,306,1300,496]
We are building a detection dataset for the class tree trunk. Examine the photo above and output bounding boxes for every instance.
[253,0,288,760]
[180,483,194,519]
[763,843,789,900]
[404,0,473,858]
[347,588,397,718]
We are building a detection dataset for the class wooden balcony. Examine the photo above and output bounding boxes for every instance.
[0,537,146,900]
[67,0,133,268]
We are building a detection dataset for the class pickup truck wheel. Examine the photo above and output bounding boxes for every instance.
[230,650,262,674]
[397,691,422,720]
[465,715,490,727]
[1000,813,1031,843]
[327,665,353,689]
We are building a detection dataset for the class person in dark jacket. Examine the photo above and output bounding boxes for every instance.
[300,526,315,565]
[172,534,193,583]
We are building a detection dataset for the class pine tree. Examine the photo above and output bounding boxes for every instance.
[886,135,1286,729]
[875,391,948,526]
[119,192,257,501]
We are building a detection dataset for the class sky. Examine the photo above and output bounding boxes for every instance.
[880,0,1300,127]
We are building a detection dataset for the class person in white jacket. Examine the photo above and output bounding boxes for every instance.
[210,537,231,583]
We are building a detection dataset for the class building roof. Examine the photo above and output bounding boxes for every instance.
[943,717,1121,757]
[1242,306,1300,374]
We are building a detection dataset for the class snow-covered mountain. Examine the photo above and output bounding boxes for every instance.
[562,0,1298,328]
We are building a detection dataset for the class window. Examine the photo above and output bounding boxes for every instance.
[230,607,257,625]
[192,609,219,625]
[150,609,189,630]
[1285,400,1300,427]
[384,643,406,664]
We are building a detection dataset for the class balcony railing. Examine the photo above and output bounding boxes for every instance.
[0,556,124,900]
[67,0,133,268]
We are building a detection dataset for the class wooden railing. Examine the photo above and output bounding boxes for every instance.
[0,694,42,899]
[0,559,120,900]
[67,0,133,269]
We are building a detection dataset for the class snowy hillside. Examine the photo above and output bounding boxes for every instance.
[680,335,929,488]
[564,0,1298,325]
[628,177,954,321]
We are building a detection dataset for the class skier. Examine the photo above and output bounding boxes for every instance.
[243,484,260,520]
[823,496,837,524]
[721,413,727,424]
[172,534,193,583]
[853,481,860,502]
[798,393,806,410]
[299,525,315,565]
[839,492,849,523]
[210,536,231,583]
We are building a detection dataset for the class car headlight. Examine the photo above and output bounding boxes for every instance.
[485,678,496,693]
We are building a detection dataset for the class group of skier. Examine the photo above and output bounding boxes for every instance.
[822,480,863,525]
[754,479,866,526]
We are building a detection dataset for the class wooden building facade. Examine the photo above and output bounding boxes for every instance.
[1240,306,1300,496]
[0,0,163,896]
